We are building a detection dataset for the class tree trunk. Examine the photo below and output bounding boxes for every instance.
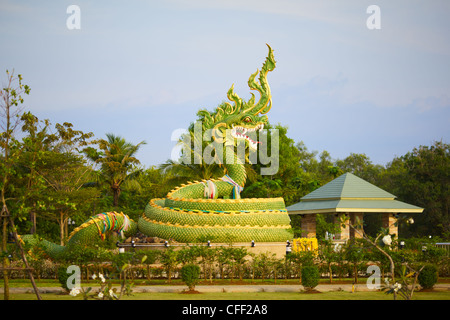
[329,263,333,283]
[2,214,10,300]
[112,185,121,207]
[60,212,65,246]
[65,216,69,241]
[209,265,213,284]
[29,211,36,234]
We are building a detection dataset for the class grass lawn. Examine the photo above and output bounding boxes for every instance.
[2,278,449,300]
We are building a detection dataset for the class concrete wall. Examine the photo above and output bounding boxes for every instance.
[122,242,290,259]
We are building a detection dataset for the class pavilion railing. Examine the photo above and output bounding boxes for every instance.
[435,243,450,256]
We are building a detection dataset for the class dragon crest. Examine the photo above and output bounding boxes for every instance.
[197,44,276,150]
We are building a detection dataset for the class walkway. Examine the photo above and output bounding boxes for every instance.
[2,283,449,294]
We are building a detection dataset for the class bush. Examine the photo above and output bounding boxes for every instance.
[301,265,320,291]
[57,265,70,292]
[418,264,438,289]
[180,264,201,291]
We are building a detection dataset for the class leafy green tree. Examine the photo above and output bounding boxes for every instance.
[253,252,273,282]
[1,70,31,219]
[32,151,98,244]
[0,70,42,300]
[344,240,366,284]
[335,153,384,184]
[180,264,201,291]
[319,240,340,283]
[15,116,97,245]
[16,112,56,234]
[158,247,179,283]
[301,265,320,291]
[194,245,218,284]
[381,141,449,238]
[216,246,230,280]
[230,247,247,282]
[159,158,224,186]
[136,166,174,199]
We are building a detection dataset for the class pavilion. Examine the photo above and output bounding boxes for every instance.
[286,172,424,240]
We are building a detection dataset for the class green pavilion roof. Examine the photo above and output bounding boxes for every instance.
[301,172,395,200]
[287,173,424,214]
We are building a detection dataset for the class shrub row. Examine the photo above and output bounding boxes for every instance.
[2,239,448,289]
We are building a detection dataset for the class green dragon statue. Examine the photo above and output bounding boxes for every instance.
[21,44,293,258]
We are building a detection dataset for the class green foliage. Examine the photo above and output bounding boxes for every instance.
[301,265,320,290]
[180,264,201,291]
[380,141,449,238]
[316,214,341,240]
[420,244,447,264]
[158,247,179,283]
[57,265,70,291]
[291,250,316,267]
[418,264,438,289]
[86,133,146,207]
[335,153,384,184]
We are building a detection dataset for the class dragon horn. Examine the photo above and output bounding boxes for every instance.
[226,83,243,115]
[244,44,276,116]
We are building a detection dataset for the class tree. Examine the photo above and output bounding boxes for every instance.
[34,151,99,245]
[301,265,320,291]
[335,153,384,184]
[180,264,201,292]
[16,115,97,245]
[343,214,428,300]
[86,134,146,207]
[159,158,224,186]
[16,112,56,234]
[0,69,30,220]
[115,165,174,213]
[158,247,179,283]
[0,70,40,300]
[381,141,449,238]
[319,240,340,283]
[243,124,305,205]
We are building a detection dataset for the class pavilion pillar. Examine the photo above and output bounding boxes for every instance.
[301,214,317,238]
[350,213,364,239]
[334,213,350,241]
[381,213,398,237]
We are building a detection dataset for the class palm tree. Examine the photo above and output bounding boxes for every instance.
[159,159,224,183]
[89,133,146,207]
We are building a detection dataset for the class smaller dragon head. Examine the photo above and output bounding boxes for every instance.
[197,44,276,151]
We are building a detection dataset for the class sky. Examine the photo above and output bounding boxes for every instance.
[1,0,449,168]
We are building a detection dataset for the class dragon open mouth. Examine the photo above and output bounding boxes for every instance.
[231,123,264,150]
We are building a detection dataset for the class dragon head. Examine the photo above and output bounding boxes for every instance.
[197,44,276,151]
